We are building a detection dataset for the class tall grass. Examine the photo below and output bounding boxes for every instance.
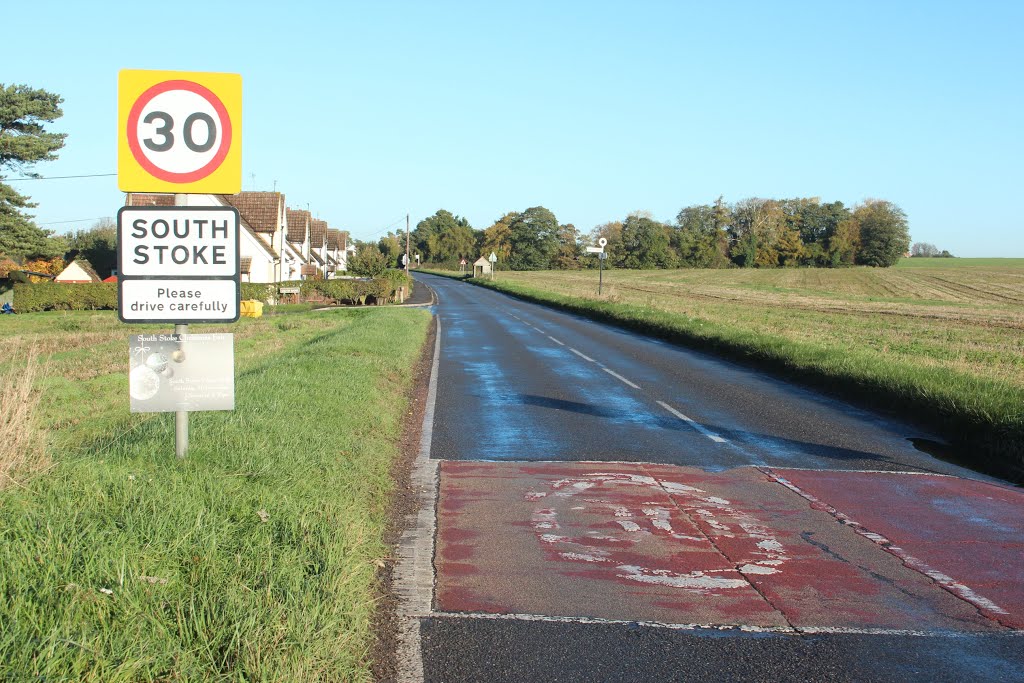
[0,308,431,681]
[0,347,48,488]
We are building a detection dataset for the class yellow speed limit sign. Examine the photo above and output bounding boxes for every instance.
[118,69,242,193]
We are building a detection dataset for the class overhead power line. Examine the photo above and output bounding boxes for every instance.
[4,173,117,182]
[37,216,114,226]
[361,215,409,241]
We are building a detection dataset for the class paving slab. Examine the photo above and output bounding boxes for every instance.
[436,461,1009,631]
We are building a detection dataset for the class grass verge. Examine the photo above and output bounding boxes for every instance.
[421,269,1023,483]
[0,307,431,681]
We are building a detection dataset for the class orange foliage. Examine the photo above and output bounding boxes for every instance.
[24,257,65,282]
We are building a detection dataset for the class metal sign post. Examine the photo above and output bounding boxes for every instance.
[587,238,608,294]
[173,194,188,458]
[488,251,497,280]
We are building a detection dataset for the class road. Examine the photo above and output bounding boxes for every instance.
[403,272,1024,683]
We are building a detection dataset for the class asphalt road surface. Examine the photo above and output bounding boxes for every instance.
[410,272,1024,683]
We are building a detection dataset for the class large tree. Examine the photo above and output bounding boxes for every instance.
[854,200,910,267]
[412,209,472,263]
[507,206,559,270]
[481,212,516,263]
[0,84,67,262]
[621,212,675,269]
[553,223,581,269]
[674,203,729,268]
[66,218,117,278]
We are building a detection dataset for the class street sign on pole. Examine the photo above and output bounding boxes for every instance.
[118,69,242,194]
[117,206,240,323]
[591,239,608,295]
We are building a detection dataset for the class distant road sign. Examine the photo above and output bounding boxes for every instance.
[586,246,604,253]
[460,258,467,265]
[118,69,242,193]
[117,206,240,323]
[598,237,608,247]
[489,252,497,263]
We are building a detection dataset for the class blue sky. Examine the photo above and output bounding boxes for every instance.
[6,1,1022,256]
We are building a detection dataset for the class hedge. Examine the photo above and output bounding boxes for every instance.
[13,272,413,313]
[244,272,413,306]
[13,282,118,312]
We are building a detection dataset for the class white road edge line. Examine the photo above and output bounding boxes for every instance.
[548,335,565,346]
[569,348,595,362]
[425,610,1024,638]
[657,400,728,443]
[602,367,641,389]
[394,319,442,683]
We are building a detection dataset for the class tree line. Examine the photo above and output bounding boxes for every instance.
[372,197,913,271]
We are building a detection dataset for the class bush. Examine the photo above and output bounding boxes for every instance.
[241,282,275,302]
[13,282,117,312]
[380,268,413,296]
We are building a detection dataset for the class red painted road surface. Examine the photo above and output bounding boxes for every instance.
[436,461,1022,632]
[771,468,1024,629]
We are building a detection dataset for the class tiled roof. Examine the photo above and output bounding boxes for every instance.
[339,231,349,250]
[286,209,310,244]
[240,257,252,273]
[126,193,175,206]
[221,192,284,233]
[327,229,341,250]
[310,219,328,248]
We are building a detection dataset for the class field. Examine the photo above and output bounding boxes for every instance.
[437,258,1024,480]
[0,307,431,681]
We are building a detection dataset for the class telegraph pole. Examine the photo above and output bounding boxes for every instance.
[406,213,411,275]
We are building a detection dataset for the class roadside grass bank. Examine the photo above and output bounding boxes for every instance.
[0,307,431,681]
[421,267,1024,483]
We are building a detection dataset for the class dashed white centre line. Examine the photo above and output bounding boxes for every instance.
[569,348,595,362]
[602,368,640,389]
[547,336,565,346]
[657,400,728,443]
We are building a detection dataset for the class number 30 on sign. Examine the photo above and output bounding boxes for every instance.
[118,69,242,194]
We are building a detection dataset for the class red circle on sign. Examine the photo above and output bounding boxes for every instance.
[126,79,233,184]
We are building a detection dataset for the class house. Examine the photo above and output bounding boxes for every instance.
[55,259,101,283]
[327,229,344,277]
[284,209,313,280]
[308,219,329,278]
[126,192,285,284]
[219,192,287,283]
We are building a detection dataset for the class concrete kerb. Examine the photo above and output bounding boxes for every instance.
[394,315,442,683]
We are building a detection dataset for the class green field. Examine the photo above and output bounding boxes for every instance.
[0,307,431,681]
[433,259,1024,481]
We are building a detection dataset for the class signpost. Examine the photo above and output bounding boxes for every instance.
[460,257,467,275]
[590,238,608,294]
[488,252,497,280]
[117,69,243,459]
